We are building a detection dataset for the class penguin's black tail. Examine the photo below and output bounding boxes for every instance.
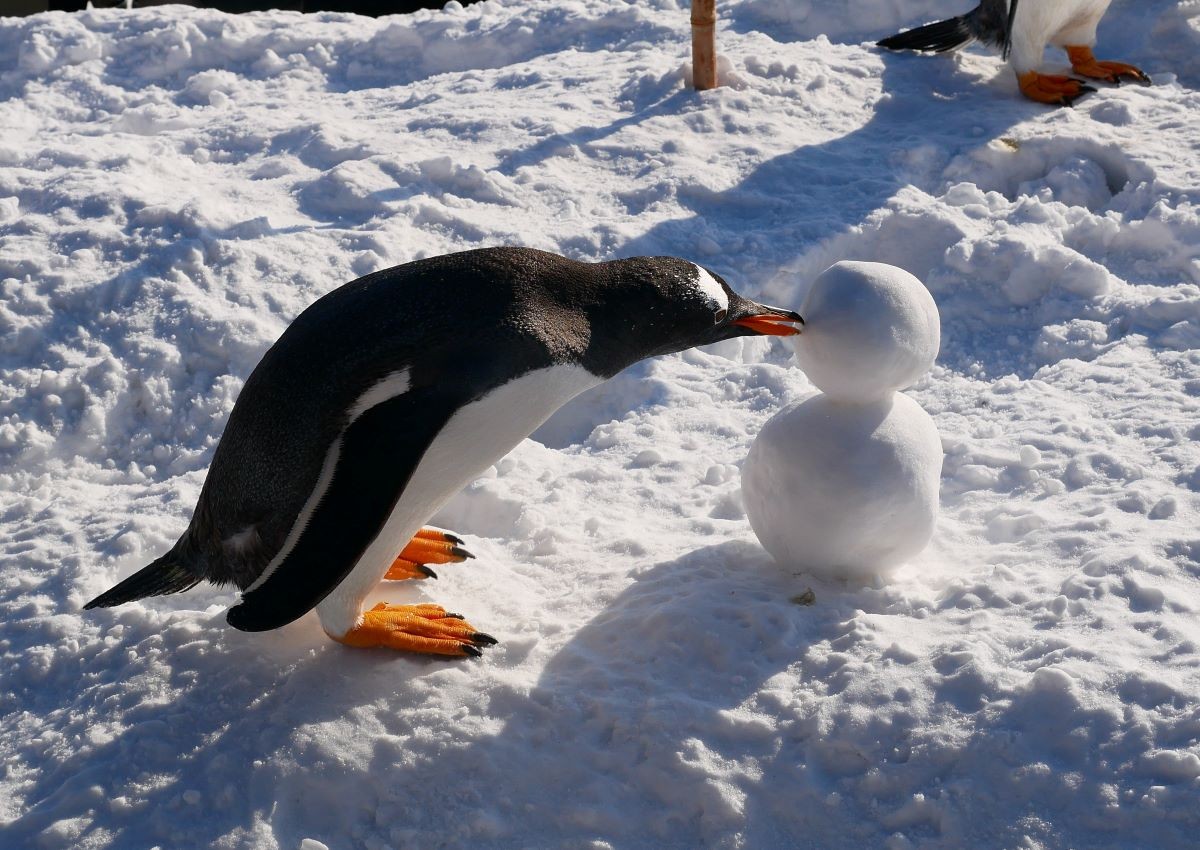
[877,16,975,55]
[83,552,202,609]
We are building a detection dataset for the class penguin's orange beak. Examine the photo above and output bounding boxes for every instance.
[733,307,804,336]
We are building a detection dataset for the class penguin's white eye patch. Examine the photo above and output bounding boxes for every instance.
[714,308,728,323]
[691,265,730,316]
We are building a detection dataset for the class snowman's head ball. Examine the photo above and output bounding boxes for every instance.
[793,261,940,402]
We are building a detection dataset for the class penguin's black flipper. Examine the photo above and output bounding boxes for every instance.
[83,553,201,609]
[226,386,455,633]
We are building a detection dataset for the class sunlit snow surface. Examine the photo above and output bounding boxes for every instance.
[2,1,1200,847]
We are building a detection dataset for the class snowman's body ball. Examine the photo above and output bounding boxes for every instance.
[793,261,940,403]
[741,391,943,580]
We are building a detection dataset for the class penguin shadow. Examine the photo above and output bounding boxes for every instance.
[254,541,908,849]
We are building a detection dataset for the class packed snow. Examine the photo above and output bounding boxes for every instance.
[743,261,944,578]
[2,0,1200,848]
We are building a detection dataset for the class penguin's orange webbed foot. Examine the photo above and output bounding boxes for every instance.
[1066,46,1151,85]
[385,527,474,581]
[1017,70,1096,106]
[334,603,497,657]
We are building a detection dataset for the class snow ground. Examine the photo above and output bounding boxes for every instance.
[2,0,1199,847]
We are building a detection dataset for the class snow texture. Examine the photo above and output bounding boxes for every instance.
[744,261,943,578]
[2,1,1200,848]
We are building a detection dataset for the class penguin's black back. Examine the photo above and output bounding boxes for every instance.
[169,247,701,590]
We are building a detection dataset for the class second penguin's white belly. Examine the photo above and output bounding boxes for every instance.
[316,363,603,637]
[1009,0,1112,72]
[1015,0,1110,37]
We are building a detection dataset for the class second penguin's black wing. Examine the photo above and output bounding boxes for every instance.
[224,383,460,633]
[877,1,1016,56]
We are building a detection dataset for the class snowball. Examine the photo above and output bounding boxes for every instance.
[793,262,940,402]
[742,392,943,580]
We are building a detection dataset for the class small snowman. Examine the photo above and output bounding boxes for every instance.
[741,261,943,581]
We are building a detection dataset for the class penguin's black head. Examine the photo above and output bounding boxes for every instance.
[578,256,804,376]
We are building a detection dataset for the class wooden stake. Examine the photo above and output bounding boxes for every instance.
[691,0,717,90]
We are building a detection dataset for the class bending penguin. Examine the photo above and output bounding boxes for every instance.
[877,0,1150,106]
[84,247,803,657]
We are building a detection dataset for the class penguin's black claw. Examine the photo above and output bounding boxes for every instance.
[388,531,474,579]
[415,526,465,545]
[461,644,483,658]
[444,612,466,620]
[471,632,499,646]
[1109,69,1151,86]
[400,530,475,566]
[384,558,436,581]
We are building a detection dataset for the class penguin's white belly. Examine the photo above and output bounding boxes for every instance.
[316,363,603,637]
[1013,0,1111,46]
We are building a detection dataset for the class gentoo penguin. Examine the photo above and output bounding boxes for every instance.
[84,247,803,657]
[877,0,1149,105]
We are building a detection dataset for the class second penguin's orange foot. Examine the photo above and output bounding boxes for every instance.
[1066,46,1151,85]
[385,527,474,581]
[336,603,497,657]
[1018,71,1096,106]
